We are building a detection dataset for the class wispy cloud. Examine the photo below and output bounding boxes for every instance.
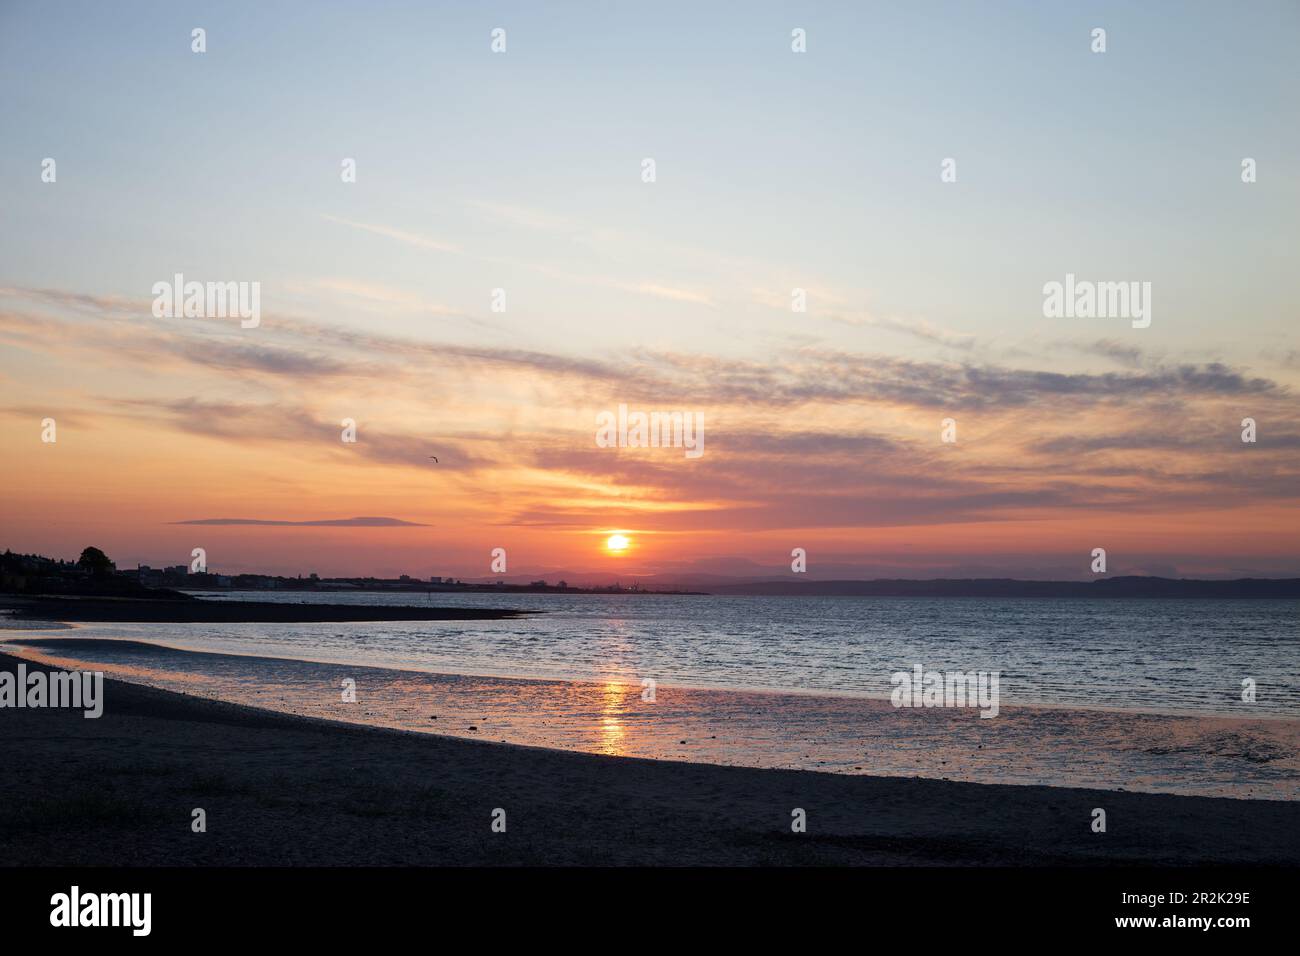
[824,311,977,350]
[1070,338,1147,368]
[1,287,1286,413]
[464,199,574,233]
[321,215,461,254]
[4,282,1298,544]
[304,277,465,318]
[173,516,428,527]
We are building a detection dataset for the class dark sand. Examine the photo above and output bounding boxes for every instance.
[3,654,1298,866]
[0,595,527,623]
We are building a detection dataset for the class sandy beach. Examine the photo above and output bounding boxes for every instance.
[3,651,1297,866]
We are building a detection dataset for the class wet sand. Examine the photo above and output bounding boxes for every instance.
[2,652,1297,866]
[7,636,1298,800]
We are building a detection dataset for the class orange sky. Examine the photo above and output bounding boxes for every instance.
[3,288,1298,581]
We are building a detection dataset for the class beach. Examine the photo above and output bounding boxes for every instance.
[3,651,1297,867]
[7,624,1299,800]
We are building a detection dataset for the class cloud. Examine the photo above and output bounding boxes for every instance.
[825,311,977,350]
[320,215,461,254]
[9,283,1281,411]
[307,278,463,315]
[167,339,354,378]
[1039,430,1300,454]
[173,516,428,527]
[465,199,574,232]
[0,286,142,318]
[1071,338,1146,368]
[4,282,1298,543]
[525,263,717,307]
[100,397,500,472]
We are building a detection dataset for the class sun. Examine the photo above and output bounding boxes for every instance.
[605,534,631,554]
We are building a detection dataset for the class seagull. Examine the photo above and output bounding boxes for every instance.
[428,456,438,463]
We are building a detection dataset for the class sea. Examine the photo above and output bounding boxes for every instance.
[4,591,1297,798]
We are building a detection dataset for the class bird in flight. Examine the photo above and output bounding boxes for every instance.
[428,456,438,463]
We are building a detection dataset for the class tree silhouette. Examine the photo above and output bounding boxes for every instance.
[77,546,115,577]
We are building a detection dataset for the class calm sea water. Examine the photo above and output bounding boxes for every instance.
[23,591,1300,718]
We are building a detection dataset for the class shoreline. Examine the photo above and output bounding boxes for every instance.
[6,637,1299,803]
[3,651,1297,866]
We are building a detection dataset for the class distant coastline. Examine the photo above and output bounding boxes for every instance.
[704,576,1300,599]
[6,548,1300,604]
[189,574,1300,599]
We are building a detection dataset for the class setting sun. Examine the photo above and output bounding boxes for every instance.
[605,534,631,554]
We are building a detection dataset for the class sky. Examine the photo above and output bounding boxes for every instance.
[1,0,1298,581]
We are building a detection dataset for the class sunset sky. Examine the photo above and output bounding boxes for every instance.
[2,1,1298,581]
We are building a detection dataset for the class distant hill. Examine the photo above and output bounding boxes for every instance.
[704,576,1300,599]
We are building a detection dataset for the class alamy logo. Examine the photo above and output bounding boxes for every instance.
[151,273,261,328]
[50,886,151,936]
[1042,273,1151,329]
[891,664,1000,718]
[596,403,704,459]
[0,663,103,718]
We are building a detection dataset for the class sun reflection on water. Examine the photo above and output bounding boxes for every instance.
[598,680,628,756]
